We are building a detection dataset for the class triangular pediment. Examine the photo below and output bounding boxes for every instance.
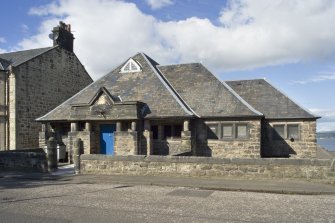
[89,87,115,106]
[120,58,142,73]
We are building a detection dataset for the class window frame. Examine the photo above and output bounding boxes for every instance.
[206,122,250,141]
[272,123,300,141]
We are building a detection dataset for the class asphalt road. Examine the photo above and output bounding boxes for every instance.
[0,176,334,223]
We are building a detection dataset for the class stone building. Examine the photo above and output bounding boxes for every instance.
[37,53,319,159]
[0,22,93,150]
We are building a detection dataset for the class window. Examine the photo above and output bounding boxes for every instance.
[222,124,233,138]
[273,125,285,139]
[273,124,300,141]
[207,122,250,140]
[236,124,248,138]
[207,124,219,139]
[287,124,299,140]
[120,58,141,73]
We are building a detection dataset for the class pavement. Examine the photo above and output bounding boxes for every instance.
[1,164,335,195]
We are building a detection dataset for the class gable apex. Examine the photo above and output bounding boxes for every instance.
[89,87,116,106]
[120,58,142,73]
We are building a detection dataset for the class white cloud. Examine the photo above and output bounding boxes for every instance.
[17,0,335,80]
[309,108,335,131]
[292,67,335,84]
[0,37,6,43]
[145,0,173,10]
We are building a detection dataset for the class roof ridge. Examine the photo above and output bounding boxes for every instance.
[157,62,202,67]
[141,53,195,117]
[0,46,53,56]
[225,78,266,82]
[0,46,57,67]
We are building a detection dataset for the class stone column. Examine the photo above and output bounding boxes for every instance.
[8,68,16,150]
[71,122,78,132]
[85,122,91,131]
[68,122,78,164]
[47,136,58,172]
[181,120,192,154]
[73,138,82,174]
[39,123,49,149]
[131,121,137,131]
[144,120,153,156]
[83,122,93,155]
[116,121,122,132]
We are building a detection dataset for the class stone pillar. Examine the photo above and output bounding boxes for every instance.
[144,120,153,156]
[39,123,49,149]
[71,122,78,132]
[73,138,82,174]
[47,136,58,172]
[181,120,192,154]
[116,121,122,132]
[85,122,91,131]
[131,121,136,131]
[68,122,78,164]
[183,120,190,131]
[8,68,16,150]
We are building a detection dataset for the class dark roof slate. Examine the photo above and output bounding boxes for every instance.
[158,63,262,118]
[37,53,193,121]
[0,47,54,67]
[226,79,317,119]
[0,58,11,70]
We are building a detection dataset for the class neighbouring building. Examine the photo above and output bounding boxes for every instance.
[37,53,319,160]
[0,22,93,150]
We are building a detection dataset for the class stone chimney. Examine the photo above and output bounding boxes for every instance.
[51,21,74,52]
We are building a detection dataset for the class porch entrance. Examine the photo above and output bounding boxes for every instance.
[100,124,116,155]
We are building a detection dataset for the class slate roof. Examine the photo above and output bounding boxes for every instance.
[0,47,54,67]
[226,79,317,119]
[0,58,11,70]
[37,53,194,121]
[158,64,262,118]
[38,53,264,121]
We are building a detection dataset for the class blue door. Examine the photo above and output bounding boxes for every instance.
[100,124,116,155]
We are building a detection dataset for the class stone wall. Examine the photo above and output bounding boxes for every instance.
[114,131,137,155]
[12,47,92,149]
[0,148,47,172]
[262,120,317,158]
[153,139,182,155]
[80,155,335,184]
[194,119,261,158]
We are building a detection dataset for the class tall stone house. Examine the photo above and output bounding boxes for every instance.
[37,53,319,159]
[0,22,93,150]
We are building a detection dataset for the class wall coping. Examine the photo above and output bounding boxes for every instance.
[80,154,333,167]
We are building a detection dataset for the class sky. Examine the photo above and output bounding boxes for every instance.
[0,0,334,131]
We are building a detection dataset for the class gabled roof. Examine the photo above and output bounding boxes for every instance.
[158,63,263,118]
[226,79,317,119]
[0,58,11,70]
[37,53,194,121]
[0,47,54,67]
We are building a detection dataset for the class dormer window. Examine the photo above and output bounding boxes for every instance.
[120,58,141,73]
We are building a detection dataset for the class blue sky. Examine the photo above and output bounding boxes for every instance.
[1,0,335,131]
